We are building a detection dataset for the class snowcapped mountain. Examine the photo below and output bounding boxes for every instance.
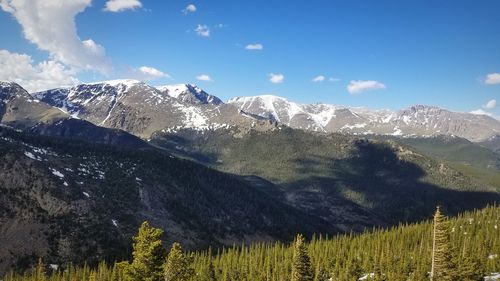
[29,80,500,142]
[228,95,500,142]
[0,81,68,128]
[0,81,147,147]
[157,83,223,105]
[33,80,273,138]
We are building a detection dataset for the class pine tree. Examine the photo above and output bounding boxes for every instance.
[456,255,483,281]
[430,206,456,281]
[34,258,46,281]
[346,257,363,281]
[123,221,167,281]
[88,271,98,281]
[291,234,314,281]
[206,262,217,281]
[164,242,194,281]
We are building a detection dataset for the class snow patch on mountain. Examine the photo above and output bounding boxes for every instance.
[157,84,223,105]
[23,80,500,142]
[173,102,208,128]
[88,79,143,88]
[341,123,367,130]
[229,95,500,141]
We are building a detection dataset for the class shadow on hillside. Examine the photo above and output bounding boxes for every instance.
[150,134,219,164]
[287,140,500,224]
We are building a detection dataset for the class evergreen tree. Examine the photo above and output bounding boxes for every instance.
[88,271,98,281]
[346,258,363,281]
[206,262,217,281]
[430,206,456,281]
[34,258,46,281]
[456,255,483,281]
[291,234,314,281]
[124,221,167,281]
[3,206,500,281]
[164,242,195,281]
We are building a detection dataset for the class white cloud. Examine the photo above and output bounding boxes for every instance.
[194,24,210,37]
[312,75,326,82]
[312,75,340,82]
[470,109,493,117]
[347,80,386,94]
[0,0,110,73]
[0,49,78,92]
[484,99,497,109]
[196,74,213,82]
[245,44,263,50]
[104,0,142,12]
[269,73,284,84]
[182,4,196,14]
[135,66,169,80]
[485,73,500,85]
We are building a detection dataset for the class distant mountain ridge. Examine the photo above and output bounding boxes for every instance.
[9,80,500,142]
[0,81,146,148]
[228,95,500,142]
[33,80,274,138]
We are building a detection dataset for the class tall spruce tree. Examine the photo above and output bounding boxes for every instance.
[430,206,456,281]
[124,221,167,281]
[291,234,314,281]
[164,242,194,281]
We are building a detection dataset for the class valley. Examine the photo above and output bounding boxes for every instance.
[0,81,499,277]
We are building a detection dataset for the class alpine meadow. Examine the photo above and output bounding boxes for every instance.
[0,1,499,281]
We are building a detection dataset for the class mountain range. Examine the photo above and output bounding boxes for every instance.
[228,95,500,142]
[30,80,500,142]
[1,80,499,272]
[32,80,274,139]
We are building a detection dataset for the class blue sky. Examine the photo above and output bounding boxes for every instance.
[0,0,499,116]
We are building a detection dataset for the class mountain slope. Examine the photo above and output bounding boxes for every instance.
[0,82,147,148]
[388,135,500,170]
[157,83,223,105]
[228,95,500,142]
[33,80,274,139]
[0,81,67,128]
[33,82,500,142]
[151,127,500,225]
[0,127,336,273]
[479,135,500,154]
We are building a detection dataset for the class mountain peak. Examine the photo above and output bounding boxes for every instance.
[228,95,289,104]
[0,81,32,101]
[156,83,223,105]
[87,79,144,88]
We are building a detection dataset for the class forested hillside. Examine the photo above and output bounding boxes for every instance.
[0,127,334,273]
[152,127,500,225]
[3,206,499,281]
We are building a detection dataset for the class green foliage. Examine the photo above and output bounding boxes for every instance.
[392,135,500,171]
[3,206,499,281]
[164,243,194,281]
[291,234,313,281]
[35,258,46,281]
[153,128,500,225]
[0,127,332,272]
[431,207,456,280]
[123,222,166,281]
[456,255,484,281]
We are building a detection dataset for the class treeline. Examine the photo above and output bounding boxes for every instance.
[3,206,499,281]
